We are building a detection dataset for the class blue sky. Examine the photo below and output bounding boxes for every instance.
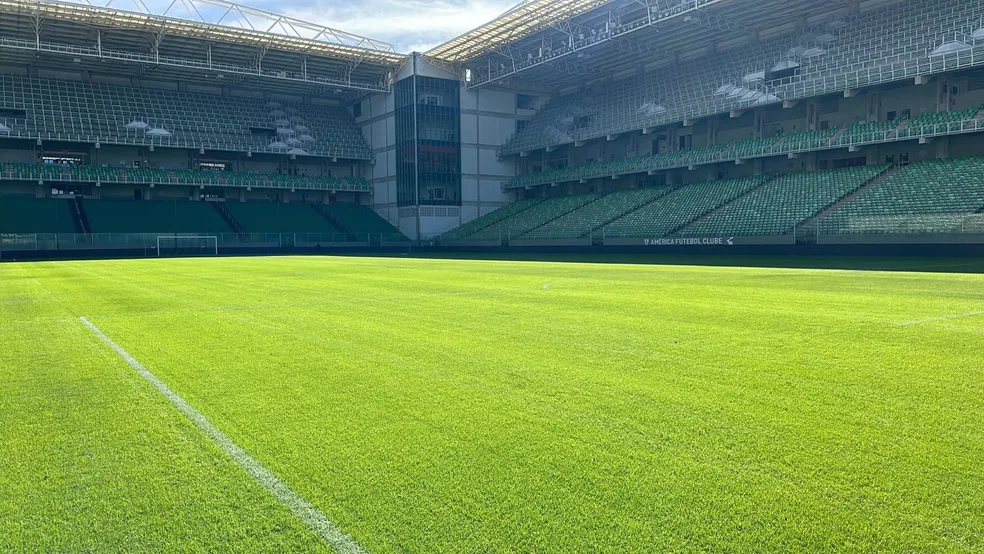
[260,0,519,53]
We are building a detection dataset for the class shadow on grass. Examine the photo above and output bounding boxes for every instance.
[366,251,984,274]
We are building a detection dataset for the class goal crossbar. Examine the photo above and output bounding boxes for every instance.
[156,235,219,256]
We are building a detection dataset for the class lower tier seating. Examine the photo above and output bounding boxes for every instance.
[443,198,544,240]
[468,193,604,240]
[321,203,402,234]
[521,187,672,239]
[84,199,232,234]
[821,157,984,235]
[679,165,888,237]
[0,196,77,233]
[224,202,340,233]
[602,177,769,239]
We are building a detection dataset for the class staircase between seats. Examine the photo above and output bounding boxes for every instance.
[211,201,245,233]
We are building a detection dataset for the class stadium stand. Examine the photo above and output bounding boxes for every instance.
[0,74,372,159]
[499,0,984,155]
[84,199,233,234]
[320,203,405,234]
[442,198,545,240]
[520,187,672,239]
[601,178,771,239]
[0,196,77,233]
[679,166,888,237]
[224,202,343,233]
[0,164,371,192]
[469,193,605,240]
[821,157,984,235]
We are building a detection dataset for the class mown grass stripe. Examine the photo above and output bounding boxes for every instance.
[78,316,365,554]
[896,310,984,326]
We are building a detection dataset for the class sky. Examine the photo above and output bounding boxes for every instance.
[257,0,519,53]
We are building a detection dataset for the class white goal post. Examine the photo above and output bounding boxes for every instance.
[156,235,219,256]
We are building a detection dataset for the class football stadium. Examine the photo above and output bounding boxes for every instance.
[2,0,984,551]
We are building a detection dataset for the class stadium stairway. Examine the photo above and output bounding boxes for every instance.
[664,176,780,236]
[310,203,348,233]
[506,193,611,241]
[72,197,91,234]
[802,165,900,240]
[212,202,244,234]
[442,198,545,241]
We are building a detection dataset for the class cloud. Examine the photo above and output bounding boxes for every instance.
[276,0,518,52]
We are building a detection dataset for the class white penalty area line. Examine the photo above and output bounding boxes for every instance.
[895,310,984,327]
[78,317,365,554]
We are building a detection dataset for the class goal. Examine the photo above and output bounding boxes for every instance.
[156,235,219,257]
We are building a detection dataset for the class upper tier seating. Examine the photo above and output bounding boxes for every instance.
[0,196,76,233]
[442,198,544,240]
[468,193,604,240]
[499,0,984,155]
[224,202,341,233]
[84,199,232,233]
[821,157,984,234]
[679,165,887,236]
[602,177,769,239]
[520,187,672,239]
[0,74,371,159]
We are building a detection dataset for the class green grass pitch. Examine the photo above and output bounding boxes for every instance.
[1,255,982,552]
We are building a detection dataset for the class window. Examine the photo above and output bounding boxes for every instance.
[678,135,692,150]
[887,110,897,120]
[901,109,911,120]
[819,120,829,131]
[885,154,895,164]
[516,94,536,110]
[353,101,362,118]
[899,153,910,166]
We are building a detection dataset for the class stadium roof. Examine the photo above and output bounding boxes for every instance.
[0,0,407,94]
[428,0,901,91]
[425,0,614,62]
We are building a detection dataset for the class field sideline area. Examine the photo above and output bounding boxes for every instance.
[1,255,982,552]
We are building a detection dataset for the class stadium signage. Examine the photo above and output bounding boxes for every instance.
[642,237,735,246]
[0,233,35,246]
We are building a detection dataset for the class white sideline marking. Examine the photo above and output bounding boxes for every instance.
[896,310,984,327]
[542,281,556,289]
[78,317,365,554]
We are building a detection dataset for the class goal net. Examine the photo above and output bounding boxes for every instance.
[156,235,218,257]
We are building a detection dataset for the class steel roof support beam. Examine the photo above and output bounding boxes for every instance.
[683,10,753,35]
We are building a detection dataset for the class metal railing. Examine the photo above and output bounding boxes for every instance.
[502,119,984,190]
[0,232,410,253]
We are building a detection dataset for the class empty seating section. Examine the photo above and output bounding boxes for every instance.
[442,198,544,239]
[224,202,339,233]
[777,128,839,151]
[835,120,899,145]
[521,187,671,239]
[898,106,982,138]
[822,157,984,234]
[731,137,781,159]
[602,178,769,238]
[0,196,76,233]
[0,74,371,159]
[83,199,232,233]
[499,0,984,156]
[680,165,886,236]
[321,203,401,234]
[0,164,370,191]
[469,193,604,240]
